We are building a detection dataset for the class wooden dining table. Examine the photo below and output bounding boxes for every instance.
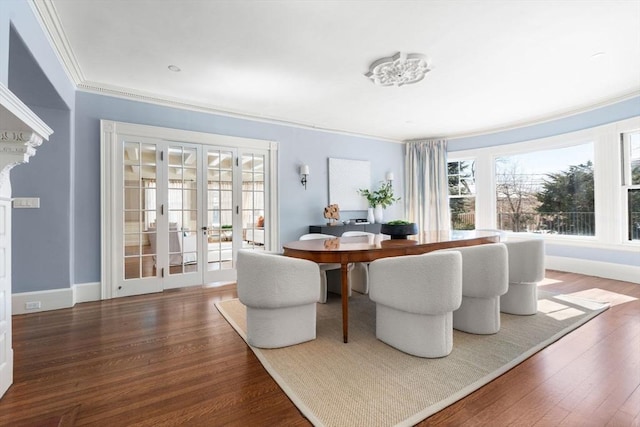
[282,230,501,343]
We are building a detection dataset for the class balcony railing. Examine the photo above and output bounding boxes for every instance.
[452,211,640,239]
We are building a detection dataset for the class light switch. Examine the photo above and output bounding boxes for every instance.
[13,197,40,208]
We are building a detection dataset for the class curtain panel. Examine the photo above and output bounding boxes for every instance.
[405,139,450,233]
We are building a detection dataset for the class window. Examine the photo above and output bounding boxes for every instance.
[622,130,640,241]
[495,143,594,235]
[448,160,476,230]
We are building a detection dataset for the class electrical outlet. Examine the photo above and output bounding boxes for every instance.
[25,301,41,310]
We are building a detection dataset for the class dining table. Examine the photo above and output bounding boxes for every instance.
[282,229,502,343]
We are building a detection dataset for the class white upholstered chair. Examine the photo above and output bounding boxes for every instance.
[338,231,374,294]
[237,250,320,348]
[299,233,345,303]
[447,243,509,334]
[501,239,545,315]
[369,251,463,358]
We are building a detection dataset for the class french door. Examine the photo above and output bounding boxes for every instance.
[112,134,269,298]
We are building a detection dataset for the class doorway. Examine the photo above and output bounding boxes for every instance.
[101,121,277,299]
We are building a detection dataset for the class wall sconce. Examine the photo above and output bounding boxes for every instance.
[385,172,394,184]
[300,165,309,189]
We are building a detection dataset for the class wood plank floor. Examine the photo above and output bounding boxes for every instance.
[1,270,638,426]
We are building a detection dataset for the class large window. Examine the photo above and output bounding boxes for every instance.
[448,160,476,230]
[447,116,639,248]
[495,143,594,235]
[622,130,640,241]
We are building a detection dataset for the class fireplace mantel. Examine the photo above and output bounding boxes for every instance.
[0,81,52,398]
[0,84,53,196]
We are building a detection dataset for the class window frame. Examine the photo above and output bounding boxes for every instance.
[447,116,640,250]
[448,159,477,230]
[621,128,640,242]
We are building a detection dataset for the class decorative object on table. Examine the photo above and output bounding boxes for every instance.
[380,219,418,239]
[367,207,375,224]
[358,181,400,224]
[323,238,340,249]
[323,204,340,225]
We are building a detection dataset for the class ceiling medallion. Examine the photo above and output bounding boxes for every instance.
[365,52,430,87]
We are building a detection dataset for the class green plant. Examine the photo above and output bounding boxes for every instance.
[386,219,411,225]
[358,181,400,208]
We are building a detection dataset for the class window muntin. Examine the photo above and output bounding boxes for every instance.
[495,143,594,236]
[448,160,476,230]
[623,131,640,241]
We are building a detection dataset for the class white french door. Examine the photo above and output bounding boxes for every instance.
[112,137,270,298]
[118,137,211,296]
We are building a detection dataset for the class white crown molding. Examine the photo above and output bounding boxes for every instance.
[30,0,84,85]
[29,0,638,145]
[447,90,640,141]
[78,81,403,144]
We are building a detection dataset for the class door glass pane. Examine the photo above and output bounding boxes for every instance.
[168,145,199,276]
[124,142,157,280]
[242,154,266,251]
[206,149,235,272]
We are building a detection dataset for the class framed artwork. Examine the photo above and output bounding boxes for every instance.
[328,158,370,211]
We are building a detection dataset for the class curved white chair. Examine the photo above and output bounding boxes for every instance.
[501,239,545,315]
[369,251,463,358]
[299,233,344,303]
[339,231,374,294]
[237,250,320,348]
[448,243,508,334]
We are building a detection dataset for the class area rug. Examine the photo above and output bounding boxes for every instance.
[215,291,608,427]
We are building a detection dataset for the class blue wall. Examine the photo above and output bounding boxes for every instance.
[2,0,637,293]
[3,1,75,292]
[449,96,640,267]
[73,92,404,284]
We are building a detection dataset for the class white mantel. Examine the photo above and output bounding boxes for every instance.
[0,82,52,399]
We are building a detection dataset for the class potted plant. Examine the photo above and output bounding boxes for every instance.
[358,181,400,223]
[380,219,418,239]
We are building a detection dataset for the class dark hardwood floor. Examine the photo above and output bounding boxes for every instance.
[1,270,638,426]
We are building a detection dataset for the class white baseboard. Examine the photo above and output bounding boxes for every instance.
[11,257,639,315]
[73,282,101,304]
[546,256,640,284]
[12,282,101,315]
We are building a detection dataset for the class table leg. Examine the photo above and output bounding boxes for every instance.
[341,262,349,343]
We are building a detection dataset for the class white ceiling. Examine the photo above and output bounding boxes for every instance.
[35,0,640,141]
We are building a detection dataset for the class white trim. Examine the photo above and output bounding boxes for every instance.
[546,256,640,285]
[0,84,53,139]
[73,282,101,304]
[447,90,640,140]
[448,116,640,252]
[12,282,102,315]
[80,84,403,144]
[30,0,84,85]
[12,288,73,315]
[101,120,278,299]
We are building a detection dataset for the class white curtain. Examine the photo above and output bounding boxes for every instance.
[405,139,450,233]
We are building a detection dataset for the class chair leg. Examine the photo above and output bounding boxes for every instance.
[318,271,328,303]
[500,282,538,315]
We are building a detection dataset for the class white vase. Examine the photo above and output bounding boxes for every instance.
[374,205,384,223]
[367,207,375,224]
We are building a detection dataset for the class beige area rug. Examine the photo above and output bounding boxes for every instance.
[216,291,608,427]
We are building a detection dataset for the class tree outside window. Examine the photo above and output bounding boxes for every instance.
[495,143,595,235]
[448,160,476,230]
